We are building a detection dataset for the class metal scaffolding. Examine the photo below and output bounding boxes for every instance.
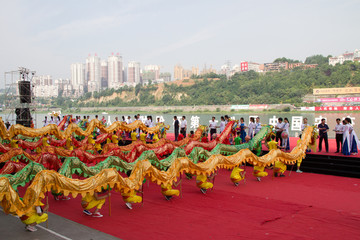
[4,67,37,127]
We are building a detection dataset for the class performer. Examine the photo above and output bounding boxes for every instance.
[267,134,286,177]
[196,174,214,194]
[82,190,110,217]
[296,137,303,173]
[254,117,262,135]
[346,117,360,155]
[131,131,138,142]
[66,137,73,151]
[174,116,180,141]
[43,116,48,127]
[94,136,102,154]
[248,117,255,139]
[234,133,242,145]
[253,165,268,182]
[333,118,344,153]
[153,133,160,143]
[230,167,246,186]
[252,137,267,181]
[239,117,247,143]
[20,201,49,232]
[140,131,147,144]
[42,134,50,147]
[189,130,195,138]
[301,118,311,152]
[112,131,119,144]
[180,116,187,138]
[275,117,284,146]
[219,116,226,133]
[209,116,217,140]
[342,120,351,155]
[121,190,142,209]
[161,182,180,200]
[281,118,290,151]
[10,137,19,149]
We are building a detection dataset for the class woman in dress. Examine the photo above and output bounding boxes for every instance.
[239,117,247,143]
[248,117,255,139]
[219,116,226,133]
[281,118,290,151]
[346,118,360,155]
[342,119,351,155]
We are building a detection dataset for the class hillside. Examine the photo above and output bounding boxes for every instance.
[54,59,360,109]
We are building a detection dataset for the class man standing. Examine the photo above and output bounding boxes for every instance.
[209,116,217,140]
[174,116,179,141]
[334,118,344,153]
[180,116,187,138]
[318,118,329,152]
[275,118,285,146]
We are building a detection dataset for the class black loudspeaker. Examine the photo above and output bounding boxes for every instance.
[15,108,31,127]
[18,81,31,103]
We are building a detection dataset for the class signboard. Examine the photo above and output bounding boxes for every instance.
[315,106,360,111]
[317,97,360,103]
[231,105,249,110]
[249,104,268,109]
[313,87,360,95]
[300,107,315,111]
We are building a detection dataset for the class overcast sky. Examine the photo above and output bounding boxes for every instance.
[0,0,359,85]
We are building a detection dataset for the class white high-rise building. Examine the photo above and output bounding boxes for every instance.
[127,61,141,85]
[33,75,59,98]
[86,54,101,92]
[70,63,85,96]
[108,54,123,89]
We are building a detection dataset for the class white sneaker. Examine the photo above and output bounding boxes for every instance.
[257,177,261,182]
[125,202,133,209]
[296,170,303,173]
[200,188,207,194]
[26,225,37,232]
[234,182,239,187]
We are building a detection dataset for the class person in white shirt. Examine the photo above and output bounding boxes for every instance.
[209,116,218,140]
[127,116,133,124]
[248,117,255,139]
[126,116,133,138]
[219,116,226,133]
[275,117,285,146]
[333,118,344,153]
[301,118,309,132]
[224,115,229,125]
[180,116,187,137]
[254,117,262,135]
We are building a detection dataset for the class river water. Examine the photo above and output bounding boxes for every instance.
[2,112,358,139]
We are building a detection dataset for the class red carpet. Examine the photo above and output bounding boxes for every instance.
[24,170,360,240]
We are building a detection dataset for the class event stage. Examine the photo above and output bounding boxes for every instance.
[27,170,360,240]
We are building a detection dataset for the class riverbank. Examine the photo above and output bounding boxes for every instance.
[23,104,314,114]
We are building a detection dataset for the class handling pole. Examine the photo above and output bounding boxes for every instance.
[180,173,183,198]
[289,164,295,177]
[108,186,111,216]
[46,192,49,229]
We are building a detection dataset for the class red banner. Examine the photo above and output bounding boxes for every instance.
[317,97,360,103]
[315,106,360,111]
